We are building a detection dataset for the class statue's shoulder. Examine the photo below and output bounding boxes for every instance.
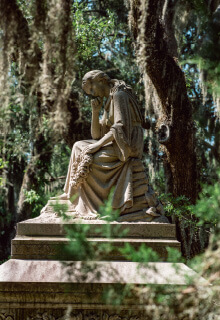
[112,87,128,100]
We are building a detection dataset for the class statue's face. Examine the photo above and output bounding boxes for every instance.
[83,79,106,98]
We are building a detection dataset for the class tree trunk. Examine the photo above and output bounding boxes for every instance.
[129,0,198,202]
[129,0,202,258]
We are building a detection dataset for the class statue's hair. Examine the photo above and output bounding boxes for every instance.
[82,70,111,88]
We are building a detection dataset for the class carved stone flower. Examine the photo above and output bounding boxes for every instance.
[70,154,93,188]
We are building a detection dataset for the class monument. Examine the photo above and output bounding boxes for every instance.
[0,70,196,319]
[42,70,167,223]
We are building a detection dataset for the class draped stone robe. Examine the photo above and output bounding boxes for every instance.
[63,84,164,221]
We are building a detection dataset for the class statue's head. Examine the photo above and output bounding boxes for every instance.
[82,70,111,98]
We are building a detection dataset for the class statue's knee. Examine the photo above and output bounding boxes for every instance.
[72,141,81,151]
[72,140,87,157]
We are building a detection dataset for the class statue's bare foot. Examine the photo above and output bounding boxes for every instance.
[50,193,69,200]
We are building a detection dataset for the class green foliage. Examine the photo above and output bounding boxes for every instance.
[24,189,40,205]
[166,247,184,263]
[50,143,71,178]
[65,223,96,261]
[119,243,160,263]
[24,189,49,218]
[194,173,220,227]
[102,284,132,306]
[52,202,70,219]
[0,159,8,187]
[72,2,116,61]
[159,193,196,226]
[181,1,220,115]
[187,253,204,273]
[0,159,8,170]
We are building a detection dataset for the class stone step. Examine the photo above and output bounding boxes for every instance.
[17,219,177,239]
[11,235,181,261]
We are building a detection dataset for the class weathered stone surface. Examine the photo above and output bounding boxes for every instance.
[0,309,148,320]
[0,259,200,285]
[17,215,176,238]
[13,216,180,261]
[0,215,202,319]
[11,235,180,260]
[0,259,206,319]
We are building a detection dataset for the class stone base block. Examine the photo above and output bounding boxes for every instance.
[17,218,177,238]
[12,236,180,261]
[12,217,181,261]
[0,259,204,319]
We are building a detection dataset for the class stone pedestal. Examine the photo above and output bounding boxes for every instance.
[11,216,181,261]
[0,215,202,319]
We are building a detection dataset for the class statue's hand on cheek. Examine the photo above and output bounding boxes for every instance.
[91,97,103,112]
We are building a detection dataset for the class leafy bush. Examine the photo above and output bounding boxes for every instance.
[24,189,49,218]
[194,175,220,228]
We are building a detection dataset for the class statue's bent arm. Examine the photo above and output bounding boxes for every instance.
[91,106,101,140]
[91,97,103,140]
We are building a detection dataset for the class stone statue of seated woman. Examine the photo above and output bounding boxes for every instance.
[45,70,167,223]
